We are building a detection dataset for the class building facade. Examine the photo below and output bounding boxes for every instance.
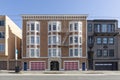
[0,15,22,70]
[87,20,119,70]
[22,14,88,71]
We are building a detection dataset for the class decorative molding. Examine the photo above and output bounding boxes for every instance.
[22,15,87,20]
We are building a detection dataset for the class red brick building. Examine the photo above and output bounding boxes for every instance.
[22,14,87,71]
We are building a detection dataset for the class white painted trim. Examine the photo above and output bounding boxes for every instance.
[48,21,61,32]
[27,48,40,58]
[63,60,79,70]
[69,48,82,57]
[29,61,46,70]
[48,35,61,45]
[69,35,82,45]
[69,21,82,32]
[48,48,61,57]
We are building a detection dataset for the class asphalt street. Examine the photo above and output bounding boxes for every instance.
[0,74,120,80]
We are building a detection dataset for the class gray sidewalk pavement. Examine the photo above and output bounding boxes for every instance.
[1,70,120,75]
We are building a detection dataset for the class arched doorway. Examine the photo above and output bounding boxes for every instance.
[50,61,59,71]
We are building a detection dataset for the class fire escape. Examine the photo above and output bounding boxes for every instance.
[61,21,70,46]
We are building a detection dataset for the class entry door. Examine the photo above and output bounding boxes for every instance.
[24,62,27,71]
[82,62,86,71]
[50,61,59,71]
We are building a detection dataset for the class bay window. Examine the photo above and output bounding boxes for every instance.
[69,48,82,57]
[69,21,82,32]
[48,48,61,57]
[48,21,61,32]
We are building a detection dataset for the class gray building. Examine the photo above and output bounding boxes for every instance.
[87,20,119,70]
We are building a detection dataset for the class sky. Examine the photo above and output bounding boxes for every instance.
[0,0,120,28]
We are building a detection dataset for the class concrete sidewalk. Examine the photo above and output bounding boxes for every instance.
[1,70,120,75]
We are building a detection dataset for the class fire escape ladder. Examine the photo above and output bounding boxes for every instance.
[62,26,69,46]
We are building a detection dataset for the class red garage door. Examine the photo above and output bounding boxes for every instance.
[64,62,78,70]
[30,62,45,70]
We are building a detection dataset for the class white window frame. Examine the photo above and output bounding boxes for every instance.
[48,21,61,32]
[27,48,40,58]
[26,21,40,32]
[48,48,61,57]
[69,48,82,57]
[69,21,82,32]
[48,35,61,45]
[27,35,40,45]
[69,35,82,45]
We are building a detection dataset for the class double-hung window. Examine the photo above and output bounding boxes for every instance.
[97,49,102,57]
[0,20,5,26]
[102,24,107,32]
[108,38,114,44]
[96,38,102,44]
[69,48,82,57]
[103,38,107,44]
[0,44,5,52]
[103,50,108,57]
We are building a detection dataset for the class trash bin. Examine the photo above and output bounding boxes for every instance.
[15,66,20,73]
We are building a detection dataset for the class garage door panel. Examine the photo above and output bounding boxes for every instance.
[64,62,78,70]
[30,62,45,70]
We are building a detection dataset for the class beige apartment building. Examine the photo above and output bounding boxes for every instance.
[0,15,22,70]
[22,14,88,71]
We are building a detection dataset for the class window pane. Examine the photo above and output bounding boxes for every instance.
[57,49,60,56]
[31,23,34,30]
[53,49,56,56]
[109,38,114,44]
[0,20,5,26]
[53,25,56,30]
[94,24,101,32]
[31,36,34,44]
[27,36,29,44]
[27,24,30,31]
[74,36,78,43]
[70,24,73,31]
[48,36,51,44]
[79,49,82,56]
[70,49,73,56]
[108,24,112,32]
[36,24,39,31]
[97,38,101,44]
[70,37,73,44]
[36,49,39,57]
[48,49,51,57]
[74,23,78,30]
[103,50,108,57]
[0,44,5,52]
[36,36,40,44]
[49,24,51,31]
[74,49,78,56]
[111,24,115,32]
[97,50,102,57]
[31,49,34,57]
[109,49,114,57]
[88,24,92,32]
[53,36,56,43]
[103,38,107,44]
[102,24,107,32]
